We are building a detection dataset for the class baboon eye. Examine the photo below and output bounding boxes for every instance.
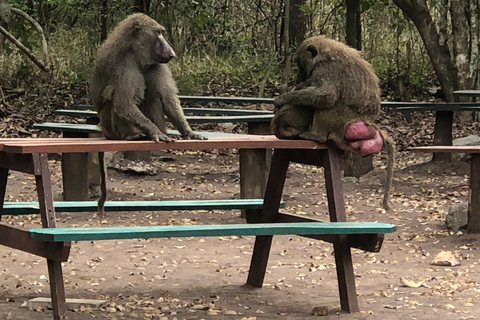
[307,45,318,57]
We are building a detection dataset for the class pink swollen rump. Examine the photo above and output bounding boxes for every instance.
[345,121,377,140]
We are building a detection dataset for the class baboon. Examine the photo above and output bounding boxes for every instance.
[90,13,206,214]
[271,35,395,210]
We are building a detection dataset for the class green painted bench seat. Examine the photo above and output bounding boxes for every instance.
[3,199,284,215]
[32,123,248,137]
[29,222,397,242]
[55,107,273,118]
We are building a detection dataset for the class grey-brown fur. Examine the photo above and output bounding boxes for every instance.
[90,13,206,214]
[271,35,395,210]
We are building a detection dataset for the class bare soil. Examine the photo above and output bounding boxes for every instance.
[0,149,478,320]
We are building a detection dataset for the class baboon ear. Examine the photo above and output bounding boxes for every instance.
[132,22,142,37]
[306,45,318,57]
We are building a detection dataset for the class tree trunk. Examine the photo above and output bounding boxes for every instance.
[345,0,361,50]
[394,0,458,161]
[393,0,458,102]
[100,0,108,42]
[0,0,11,51]
[289,0,306,46]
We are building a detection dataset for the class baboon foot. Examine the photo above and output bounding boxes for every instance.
[182,132,208,140]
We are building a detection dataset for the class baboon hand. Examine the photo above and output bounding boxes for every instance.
[151,131,175,143]
[273,95,287,109]
[182,132,208,140]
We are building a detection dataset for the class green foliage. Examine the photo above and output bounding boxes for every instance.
[172,52,282,96]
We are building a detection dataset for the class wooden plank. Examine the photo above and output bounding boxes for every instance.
[0,152,35,174]
[395,105,480,111]
[247,149,292,287]
[32,153,69,320]
[410,146,480,153]
[33,123,101,134]
[56,108,273,117]
[432,111,453,161]
[33,124,249,139]
[178,96,274,104]
[3,199,286,215]
[0,168,8,220]
[62,152,89,201]
[29,222,396,242]
[0,224,70,261]
[468,154,480,232]
[381,101,480,109]
[276,212,385,252]
[454,90,480,98]
[239,149,269,221]
[0,136,326,154]
[53,111,274,123]
[322,149,358,311]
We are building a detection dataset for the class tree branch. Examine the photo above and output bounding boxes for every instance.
[0,25,49,72]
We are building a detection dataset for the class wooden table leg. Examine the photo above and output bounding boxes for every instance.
[239,149,269,222]
[33,153,68,320]
[246,149,291,287]
[432,111,453,161]
[240,122,273,220]
[62,131,89,201]
[323,149,359,312]
[0,167,9,220]
[468,153,480,232]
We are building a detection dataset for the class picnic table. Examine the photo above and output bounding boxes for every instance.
[411,145,480,232]
[0,136,395,319]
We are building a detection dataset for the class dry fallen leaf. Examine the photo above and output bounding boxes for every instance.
[400,277,426,288]
[430,250,461,266]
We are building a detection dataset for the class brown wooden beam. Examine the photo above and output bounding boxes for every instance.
[0,224,70,261]
[0,152,34,174]
[276,212,384,252]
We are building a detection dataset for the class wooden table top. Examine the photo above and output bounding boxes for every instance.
[0,135,326,154]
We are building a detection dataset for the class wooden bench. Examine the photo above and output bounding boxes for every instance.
[0,136,396,319]
[385,101,480,161]
[411,145,480,232]
[2,199,285,215]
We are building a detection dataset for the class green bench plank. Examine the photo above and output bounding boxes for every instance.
[53,110,273,123]
[56,108,273,118]
[3,199,284,215]
[32,123,248,137]
[71,97,274,111]
[382,101,480,110]
[29,222,396,242]
[33,123,101,133]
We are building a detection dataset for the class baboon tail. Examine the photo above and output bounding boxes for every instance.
[98,151,107,215]
[382,137,395,210]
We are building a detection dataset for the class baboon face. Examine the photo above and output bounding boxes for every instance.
[149,27,176,64]
[129,13,176,64]
[294,39,321,84]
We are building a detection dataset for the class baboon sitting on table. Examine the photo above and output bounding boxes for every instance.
[271,35,395,210]
[90,13,206,214]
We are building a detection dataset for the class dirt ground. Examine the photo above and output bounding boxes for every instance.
[0,148,479,320]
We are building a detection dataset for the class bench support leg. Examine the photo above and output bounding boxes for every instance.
[62,132,90,201]
[0,167,9,220]
[62,152,89,200]
[247,149,291,287]
[468,154,480,232]
[240,149,270,222]
[432,111,453,161]
[324,150,359,312]
[33,153,68,319]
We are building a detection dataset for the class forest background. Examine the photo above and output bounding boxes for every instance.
[0,0,480,139]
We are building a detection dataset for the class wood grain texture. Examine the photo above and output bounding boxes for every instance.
[29,222,396,242]
[0,136,326,154]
